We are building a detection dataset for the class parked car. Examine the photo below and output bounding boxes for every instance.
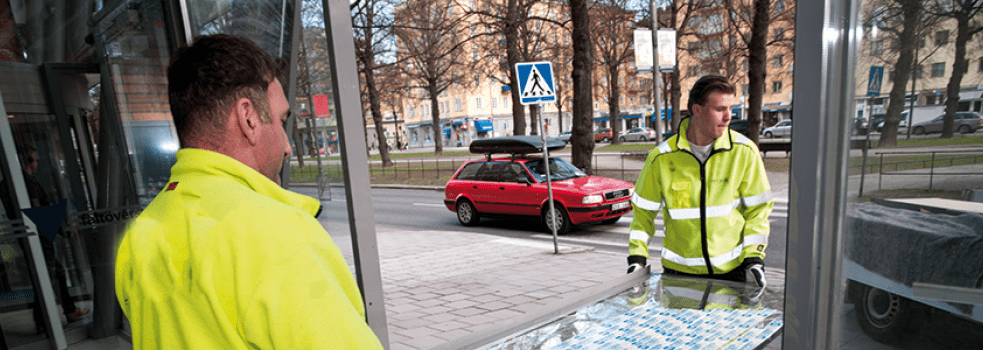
[594,128,613,142]
[557,130,572,142]
[871,112,908,132]
[619,127,657,142]
[911,112,983,135]
[729,119,750,137]
[445,136,634,234]
[761,119,792,138]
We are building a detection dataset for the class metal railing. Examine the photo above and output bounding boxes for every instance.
[874,149,983,190]
[288,152,650,186]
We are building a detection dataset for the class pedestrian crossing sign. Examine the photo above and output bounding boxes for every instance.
[515,62,556,105]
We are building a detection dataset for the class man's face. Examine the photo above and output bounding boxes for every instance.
[691,92,735,143]
[257,78,292,185]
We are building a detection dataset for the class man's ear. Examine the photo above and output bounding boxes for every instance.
[233,97,260,145]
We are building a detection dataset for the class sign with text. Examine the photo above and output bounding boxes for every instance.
[657,29,677,72]
[634,29,653,72]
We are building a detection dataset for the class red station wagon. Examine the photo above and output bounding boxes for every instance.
[444,136,634,234]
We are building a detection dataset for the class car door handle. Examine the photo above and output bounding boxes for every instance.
[473,185,478,189]
[499,187,505,190]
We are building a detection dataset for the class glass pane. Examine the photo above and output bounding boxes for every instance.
[186,0,297,60]
[842,1,983,348]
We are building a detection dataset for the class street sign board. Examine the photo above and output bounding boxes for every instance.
[515,62,556,105]
[868,66,883,97]
[657,29,677,72]
[633,29,653,72]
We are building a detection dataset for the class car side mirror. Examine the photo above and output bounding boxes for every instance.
[519,176,532,186]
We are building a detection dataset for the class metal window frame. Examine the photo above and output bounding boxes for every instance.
[784,0,861,348]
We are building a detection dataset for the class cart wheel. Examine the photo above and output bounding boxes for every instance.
[456,199,480,226]
[854,284,927,345]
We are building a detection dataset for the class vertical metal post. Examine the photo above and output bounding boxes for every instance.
[650,1,664,137]
[539,104,559,254]
[859,97,872,197]
[907,49,917,140]
[785,0,860,348]
[929,152,936,189]
[320,0,389,346]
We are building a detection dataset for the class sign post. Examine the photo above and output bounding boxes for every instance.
[516,62,559,253]
[859,66,883,197]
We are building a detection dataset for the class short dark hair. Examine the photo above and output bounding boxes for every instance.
[688,75,736,111]
[167,34,285,145]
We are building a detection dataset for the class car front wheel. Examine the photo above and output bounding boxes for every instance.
[456,200,480,226]
[958,125,971,134]
[764,131,773,138]
[619,136,626,142]
[913,126,925,135]
[542,203,571,235]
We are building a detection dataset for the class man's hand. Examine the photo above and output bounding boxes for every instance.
[627,263,645,274]
[745,263,767,288]
[627,255,647,274]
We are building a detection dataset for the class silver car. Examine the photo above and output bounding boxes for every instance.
[761,119,792,138]
[558,131,572,142]
[911,112,983,135]
[619,127,657,142]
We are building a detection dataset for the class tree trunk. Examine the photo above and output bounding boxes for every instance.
[746,0,770,144]
[293,118,305,168]
[506,0,526,136]
[429,83,444,154]
[878,0,920,147]
[608,64,622,144]
[941,9,971,139]
[570,0,595,174]
[364,59,394,166]
[669,8,681,134]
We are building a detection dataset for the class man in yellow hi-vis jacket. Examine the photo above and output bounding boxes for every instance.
[627,75,772,288]
[115,35,382,349]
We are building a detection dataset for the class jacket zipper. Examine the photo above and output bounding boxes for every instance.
[685,147,715,275]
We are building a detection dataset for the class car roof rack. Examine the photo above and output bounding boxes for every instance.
[469,136,566,161]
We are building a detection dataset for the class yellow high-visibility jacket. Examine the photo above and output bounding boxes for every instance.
[116,148,382,349]
[629,117,772,275]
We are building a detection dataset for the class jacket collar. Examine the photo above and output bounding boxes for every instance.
[673,117,735,153]
[171,148,321,217]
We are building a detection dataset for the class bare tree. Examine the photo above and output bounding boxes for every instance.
[465,0,567,136]
[396,0,471,154]
[591,0,636,145]
[858,0,942,146]
[929,0,983,138]
[870,0,927,147]
[661,0,711,134]
[720,0,794,142]
[570,0,596,173]
[353,0,396,165]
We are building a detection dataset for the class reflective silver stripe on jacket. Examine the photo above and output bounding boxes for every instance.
[631,192,662,211]
[743,234,768,246]
[741,190,773,207]
[657,141,672,154]
[629,230,651,241]
[662,243,743,267]
[667,198,742,220]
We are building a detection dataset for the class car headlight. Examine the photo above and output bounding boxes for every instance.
[582,195,604,204]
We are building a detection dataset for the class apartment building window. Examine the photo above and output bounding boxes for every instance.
[931,62,945,77]
[913,64,923,78]
[602,76,607,87]
[743,83,750,96]
[688,41,700,52]
[629,77,636,87]
[917,35,926,48]
[772,81,782,93]
[774,0,785,13]
[408,105,415,118]
[491,97,498,109]
[742,58,749,71]
[619,76,624,85]
[936,30,949,46]
[470,24,476,37]
[503,97,509,109]
[469,0,474,10]
[620,96,624,105]
[979,57,983,72]
[474,73,480,85]
[687,65,699,77]
[630,97,635,105]
[473,46,478,62]
[871,40,883,56]
[422,104,429,116]
[476,97,483,109]
[773,28,785,40]
[594,101,599,110]
[772,55,783,68]
[566,34,570,45]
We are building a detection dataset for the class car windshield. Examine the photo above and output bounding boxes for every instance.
[524,158,586,182]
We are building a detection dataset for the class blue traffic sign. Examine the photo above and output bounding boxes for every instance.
[516,62,556,105]
[868,66,883,97]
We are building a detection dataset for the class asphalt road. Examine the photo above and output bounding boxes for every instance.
[289,186,790,272]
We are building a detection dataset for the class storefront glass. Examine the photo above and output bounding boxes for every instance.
[837,1,983,349]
